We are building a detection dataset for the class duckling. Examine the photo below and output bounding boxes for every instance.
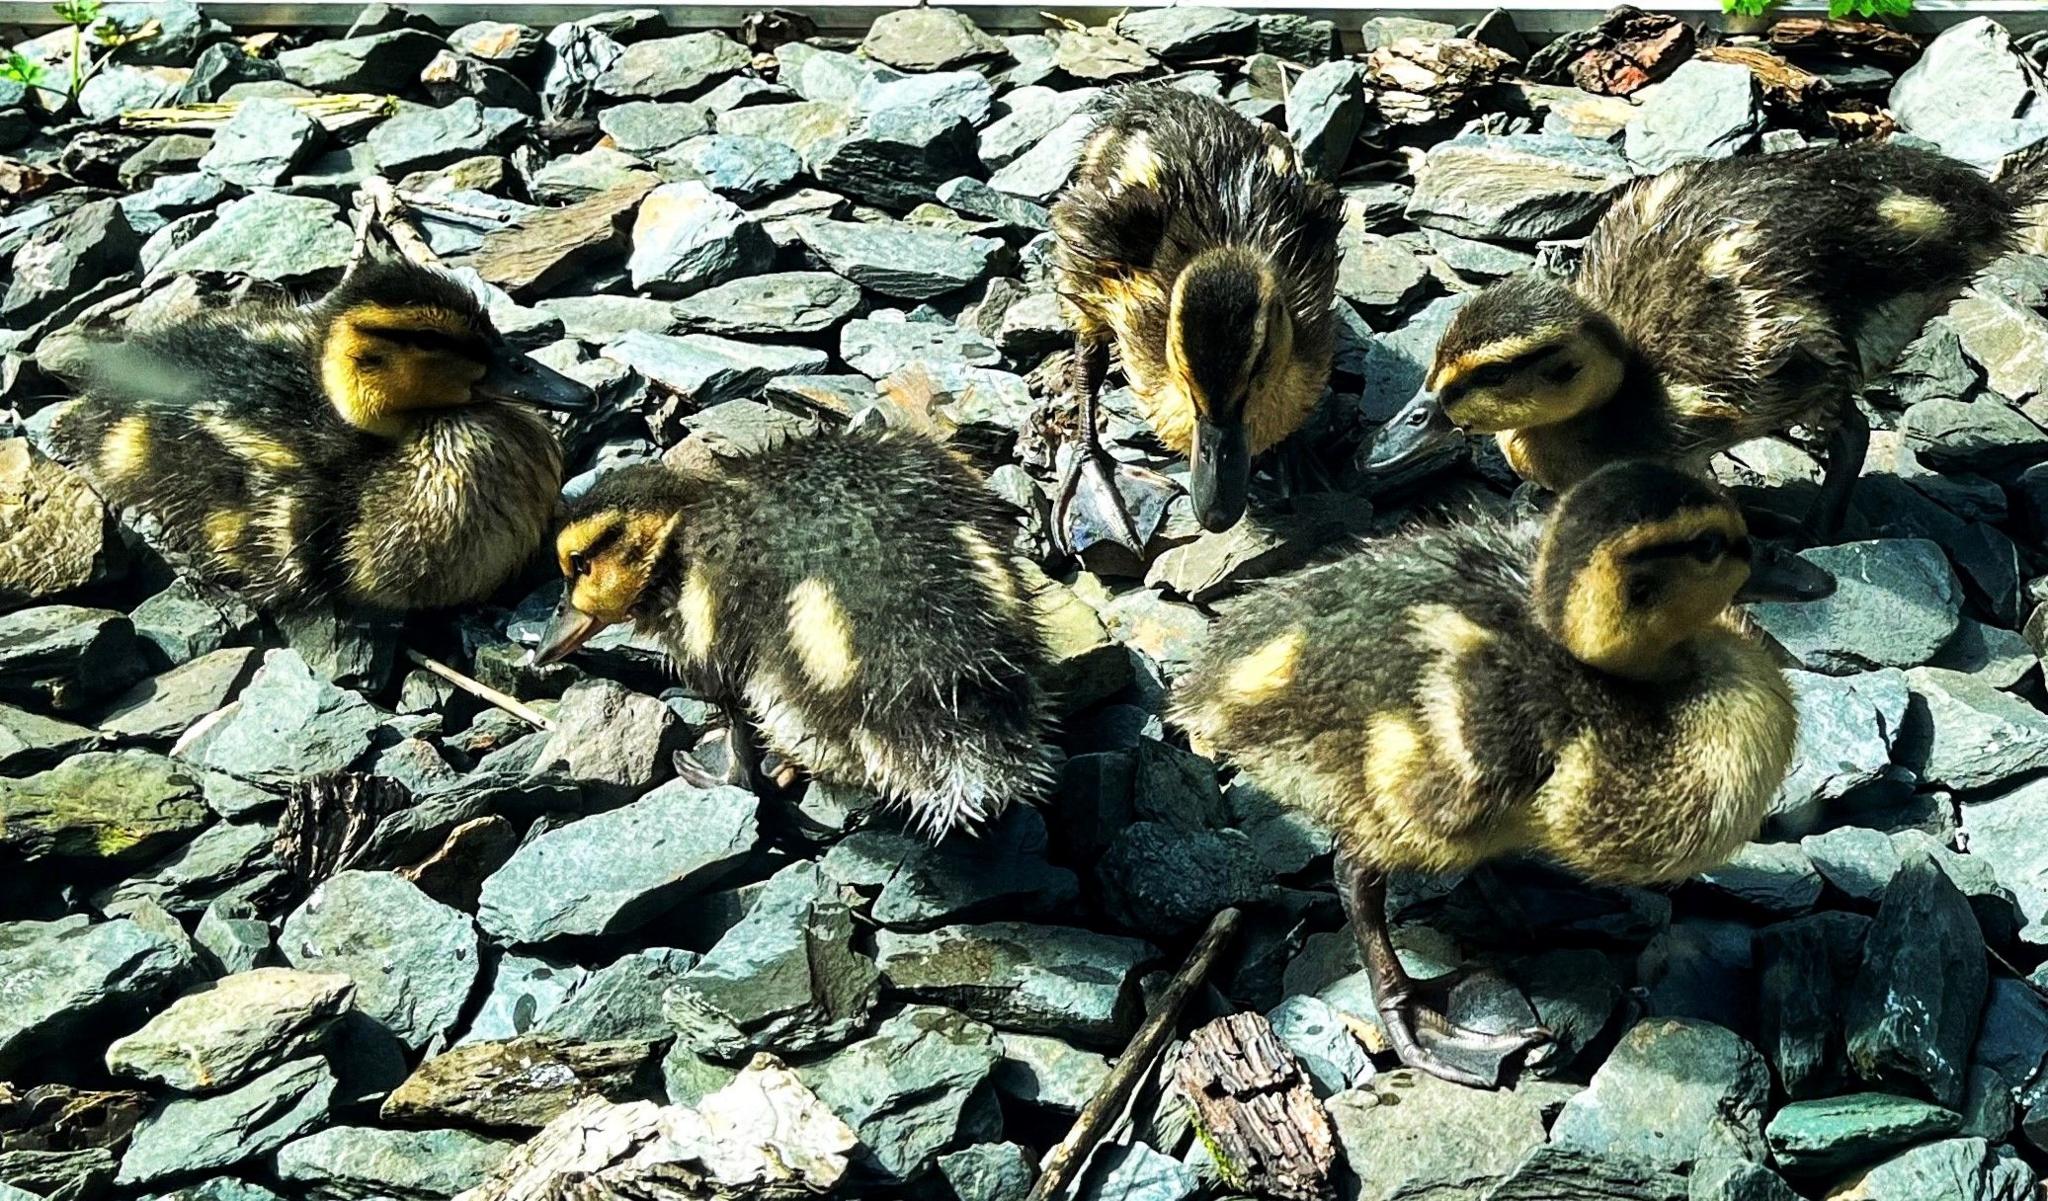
[1365,142,2048,533]
[1174,460,1835,1087]
[532,426,1055,837]
[1050,85,1343,554]
[48,252,592,611]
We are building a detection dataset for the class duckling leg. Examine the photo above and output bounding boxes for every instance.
[1338,858,1552,1089]
[675,701,765,793]
[1053,337,1174,557]
[1804,399,1868,540]
[1274,429,1336,500]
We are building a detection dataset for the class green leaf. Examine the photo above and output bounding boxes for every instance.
[51,0,100,26]
[1830,0,1912,17]
[0,50,47,87]
[1724,0,1777,17]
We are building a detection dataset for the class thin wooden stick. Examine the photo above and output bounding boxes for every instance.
[404,649,554,732]
[354,176,442,268]
[119,93,394,133]
[1026,907,1242,1201]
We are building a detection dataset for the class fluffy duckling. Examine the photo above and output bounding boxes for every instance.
[49,253,592,611]
[1175,461,1835,1086]
[1051,85,1343,553]
[532,427,1055,837]
[1365,142,2048,532]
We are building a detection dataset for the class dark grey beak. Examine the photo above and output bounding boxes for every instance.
[1190,414,1250,533]
[1736,542,1837,604]
[532,593,609,664]
[1362,388,1459,474]
[478,347,595,412]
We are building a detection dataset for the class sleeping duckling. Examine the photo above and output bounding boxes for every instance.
[1365,142,2048,533]
[1051,85,1343,553]
[532,427,1055,837]
[1175,461,1835,1086]
[49,253,592,611]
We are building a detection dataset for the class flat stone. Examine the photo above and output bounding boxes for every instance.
[115,1058,335,1187]
[940,1142,1035,1201]
[530,678,687,801]
[198,97,319,187]
[987,106,1095,201]
[658,134,801,204]
[0,605,145,714]
[1052,27,1157,83]
[280,870,480,1050]
[670,271,859,336]
[715,100,851,161]
[595,33,750,101]
[101,817,277,919]
[1328,1070,1563,1199]
[1407,132,1632,243]
[151,191,353,284]
[993,1031,1111,1113]
[598,99,711,154]
[937,176,1050,233]
[1096,821,1273,936]
[978,86,1095,171]
[814,108,979,211]
[278,29,441,90]
[1846,852,1987,1108]
[3,199,140,324]
[449,20,546,69]
[106,967,354,1094]
[130,577,258,666]
[1961,778,2048,944]
[1902,667,2048,792]
[0,702,98,774]
[1771,669,1909,833]
[627,180,774,297]
[1624,59,1763,172]
[1748,540,1961,675]
[382,1033,661,1129]
[100,649,259,743]
[370,98,524,176]
[0,749,208,864]
[1551,1016,1770,1173]
[1932,619,2038,689]
[1766,1093,1963,1177]
[540,947,701,1043]
[478,780,756,944]
[1268,995,1375,1096]
[178,650,379,788]
[1803,828,1905,903]
[1260,14,1338,63]
[875,921,1155,1046]
[539,294,679,341]
[1695,842,1823,914]
[1891,18,2048,172]
[1338,232,1429,311]
[862,7,1004,71]
[602,330,829,404]
[1076,1142,1197,1201]
[528,147,656,205]
[795,217,1002,299]
[1903,398,2048,467]
[822,806,1079,930]
[275,1125,511,1199]
[1950,291,2048,400]
[1286,61,1367,179]
[796,1006,1001,1183]
[1831,1136,2038,1201]
[0,917,190,1073]
[0,440,110,608]
[840,316,1000,378]
[664,863,879,1060]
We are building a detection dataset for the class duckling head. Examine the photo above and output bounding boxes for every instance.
[1166,246,1294,531]
[318,256,593,438]
[1363,275,1626,473]
[532,464,695,663]
[1532,462,1835,680]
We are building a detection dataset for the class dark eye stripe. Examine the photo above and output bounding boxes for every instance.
[357,325,489,359]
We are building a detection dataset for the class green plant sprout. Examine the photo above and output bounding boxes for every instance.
[52,0,101,97]
[1723,0,1912,18]
[0,50,47,91]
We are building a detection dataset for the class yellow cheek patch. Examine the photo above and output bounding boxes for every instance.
[787,577,859,691]
[99,415,151,482]
[1364,711,1429,802]
[1876,191,1947,237]
[1224,629,1305,701]
[555,515,613,578]
[680,563,717,662]
[954,525,1021,612]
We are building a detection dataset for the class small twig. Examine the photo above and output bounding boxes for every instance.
[355,176,442,268]
[392,189,520,225]
[1027,907,1242,1201]
[405,649,553,731]
[119,93,394,133]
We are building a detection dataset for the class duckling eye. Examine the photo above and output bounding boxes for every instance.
[1466,363,1513,389]
[1543,359,1582,385]
[569,552,589,576]
[1692,532,1727,561]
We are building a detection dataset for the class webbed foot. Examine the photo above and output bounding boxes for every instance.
[1052,442,1176,557]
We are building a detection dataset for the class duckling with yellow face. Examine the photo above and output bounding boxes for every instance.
[532,428,1055,837]
[1175,461,1835,1086]
[1051,85,1343,553]
[1365,142,2048,533]
[50,254,592,610]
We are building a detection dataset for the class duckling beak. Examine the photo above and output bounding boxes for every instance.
[1190,415,1250,532]
[1736,542,1837,604]
[477,347,596,412]
[532,594,610,664]
[1362,388,1459,474]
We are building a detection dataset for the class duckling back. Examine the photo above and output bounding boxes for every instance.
[655,428,1055,834]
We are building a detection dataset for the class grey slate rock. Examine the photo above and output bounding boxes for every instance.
[1803,828,1904,903]
[598,100,712,154]
[530,677,688,801]
[715,101,851,162]
[938,176,1051,232]
[1903,399,2048,470]
[993,1031,1110,1113]
[1772,669,1908,833]
[595,33,750,101]
[539,947,699,1043]
[1407,132,1632,243]
[539,294,679,341]
[1259,14,1338,64]
[281,870,480,1050]
[602,330,829,404]
[859,69,995,127]
[1832,1137,2038,1200]
[0,605,145,713]
[478,781,756,943]
[178,650,379,788]
[1286,61,1367,180]
[196,898,272,977]
[121,172,231,235]
[0,702,98,774]
[278,30,443,91]
[1949,290,2048,400]
[151,192,355,284]
[106,967,354,1093]
[1096,822,1274,936]
[369,99,524,175]
[820,806,1079,930]
[449,20,547,71]
[1766,1093,1963,1177]
[1846,853,1987,1108]
[1695,842,1823,914]
[875,921,1156,1045]
[658,134,801,204]
[178,40,283,102]
[103,1,229,66]
[814,108,980,211]
[797,1006,1001,1182]
[1486,1144,1688,1200]
[1901,666,2048,792]
[986,106,1096,201]
[1327,1070,1563,1200]
[1076,1142,1198,1201]
[1891,18,2048,173]
[0,749,209,865]
[1550,1017,1770,1173]
[840,315,1000,378]
[670,271,860,336]
[664,862,879,1060]
[458,952,588,1045]
[117,1058,337,1186]
[1116,7,1256,59]
[861,7,1005,71]
[1748,540,1962,675]
[3,200,140,323]
[1267,995,1375,1095]
[0,917,190,1073]
[1960,778,2048,944]
[795,217,1003,299]
[978,85,1095,171]
[275,1125,511,1199]
[1339,233,1429,312]
[1624,60,1764,172]
[103,817,276,918]
[197,98,321,187]
[75,64,184,121]
[939,1142,1035,1201]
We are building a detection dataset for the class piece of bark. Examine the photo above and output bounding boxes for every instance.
[276,772,413,886]
[383,1034,663,1131]
[1701,45,1832,111]
[453,179,655,298]
[400,815,520,913]
[1174,1012,1337,1201]
[1768,17,1921,66]
[0,1084,150,1154]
